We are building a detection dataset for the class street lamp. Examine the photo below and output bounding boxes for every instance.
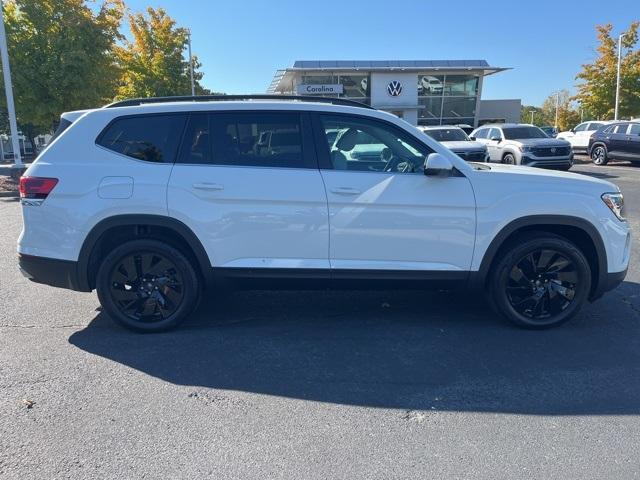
[187,29,195,96]
[614,32,625,120]
[0,0,22,168]
[554,91,560,130]
[530,110,534,124]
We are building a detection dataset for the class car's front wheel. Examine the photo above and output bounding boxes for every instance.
[489,233,591,329]
[96,239,201,332]
[502,153,516,165]
[590,144,608,165]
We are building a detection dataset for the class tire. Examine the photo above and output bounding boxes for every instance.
[502,153,516,165]
[96,239,200,332]
[590,144,608,165]
[489,233,591,329]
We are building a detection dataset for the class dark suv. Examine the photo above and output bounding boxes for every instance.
[589,122,640,165]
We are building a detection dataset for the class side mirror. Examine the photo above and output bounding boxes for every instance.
[570,128,575,133]
[424,153,454,176]
[469,136,476,141]
[490,136,501,142]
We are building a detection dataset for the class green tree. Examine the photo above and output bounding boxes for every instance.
[115,7,210,99]
[574,22,640,120]
[539,90,580,131]
[1,0,124,137]
[521,105,550,126]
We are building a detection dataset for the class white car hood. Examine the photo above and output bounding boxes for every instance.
[441,140,486,151]
[479,163,619,193]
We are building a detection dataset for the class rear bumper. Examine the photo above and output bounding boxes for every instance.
[18,254,89,292]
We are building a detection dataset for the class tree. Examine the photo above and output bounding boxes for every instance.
[537,90,581,131]
[1,0,124,136]
[521,105,550,126]
[115,7,210,99]
[574,22,640,120]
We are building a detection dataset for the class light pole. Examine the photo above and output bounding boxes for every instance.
[529,110,534,124]
[614,32,625,120]
[0,0,22,168]
[187,29,195,96]
[554,91,560,130]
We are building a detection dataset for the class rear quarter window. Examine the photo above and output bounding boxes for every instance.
[97,114,187,163]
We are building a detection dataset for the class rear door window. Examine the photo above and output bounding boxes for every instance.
[210,112,308,168]
[97,114,187,163]
[629,124,640,135]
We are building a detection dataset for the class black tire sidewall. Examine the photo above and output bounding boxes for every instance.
[503,153,516,164]
[96,239,200,332]
[591,144,608,165]
[490,235,591,329]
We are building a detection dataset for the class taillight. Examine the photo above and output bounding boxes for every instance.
[19,176,58,200]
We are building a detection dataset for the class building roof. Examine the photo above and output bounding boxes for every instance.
[268,60,509,93]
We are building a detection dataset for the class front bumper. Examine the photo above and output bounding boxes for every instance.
[521,153,574,169]
[18,254,87,291]
[590,268,628,301]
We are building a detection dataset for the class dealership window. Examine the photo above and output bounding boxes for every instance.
[339,74,370,98]
[418,97,442,121]
[442,96,476,119]
[417,75,444,96]
[300,74,337,85]
[443,75,479,96]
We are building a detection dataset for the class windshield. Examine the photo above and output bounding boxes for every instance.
[503,126,548,139]
[423,128,469,142]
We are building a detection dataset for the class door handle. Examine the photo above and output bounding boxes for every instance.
[192,182,224,191]
[330,187,361,195]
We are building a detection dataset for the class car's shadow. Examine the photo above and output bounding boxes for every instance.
[69,282,640,415]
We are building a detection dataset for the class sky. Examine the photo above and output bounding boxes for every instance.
[123,0,638,106]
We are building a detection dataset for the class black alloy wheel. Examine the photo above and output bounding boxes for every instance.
[505,249,577,321]
[96,239,200,332]
[490,233,591,329]
[109,251,184,323]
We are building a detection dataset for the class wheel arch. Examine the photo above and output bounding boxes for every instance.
[77,215,212,291]
[471,215,608,300]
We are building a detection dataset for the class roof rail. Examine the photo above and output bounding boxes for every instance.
[105,94,375,110]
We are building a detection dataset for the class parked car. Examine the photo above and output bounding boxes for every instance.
[471,123,574,170]
[540,126,558,138]
[417,126,489,162]
[557,121,611,152]
[588,121,640,165]
[18,95,630,332]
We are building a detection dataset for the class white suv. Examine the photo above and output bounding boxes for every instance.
[18,96,631,331]
[557,121,611,152]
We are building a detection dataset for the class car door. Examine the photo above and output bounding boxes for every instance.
[313,113,476,274]
[627,123,640,158]
[608,123,629,157]
[168,110,330,271]
[486,128,503,160]
[569,122,590,149]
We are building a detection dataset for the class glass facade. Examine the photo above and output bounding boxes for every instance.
[417,73,479,126]
[296,72,481,126]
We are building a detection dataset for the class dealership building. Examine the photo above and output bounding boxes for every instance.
[267,60,521,127]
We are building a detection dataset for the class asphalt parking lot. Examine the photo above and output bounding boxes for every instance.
[1,162,639,479]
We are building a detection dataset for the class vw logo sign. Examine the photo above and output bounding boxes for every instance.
[387,81,403,97]
[550,147,556,153]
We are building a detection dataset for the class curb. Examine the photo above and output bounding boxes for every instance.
[0,191,18,198]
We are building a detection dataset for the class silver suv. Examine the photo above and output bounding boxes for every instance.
[418,126,489,162]
[471,123,573,170]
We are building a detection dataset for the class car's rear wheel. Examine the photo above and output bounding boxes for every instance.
[96,239,200,332]
[489,233,591,329]
[502,153,516,165]
[591,144,608,165]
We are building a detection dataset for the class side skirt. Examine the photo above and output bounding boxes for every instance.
[213,267,469,291]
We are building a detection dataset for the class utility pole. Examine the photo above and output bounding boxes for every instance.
[0,0,22,168]
[554,91,560,129]
[530,110,534,124]
[614,32,625,120]
[187,29,195,96]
